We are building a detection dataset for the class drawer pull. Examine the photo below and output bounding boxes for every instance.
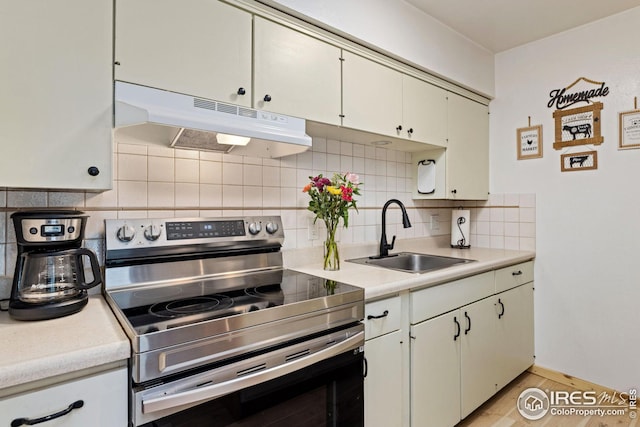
[367,310,389,320]
[512,270,523,276]
[11,400,84,426]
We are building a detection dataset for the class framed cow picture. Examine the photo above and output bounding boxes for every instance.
[560,150,598,172]
[517,125,543,159]
[553,102,604,150]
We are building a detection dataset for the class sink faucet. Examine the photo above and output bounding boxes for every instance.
[378,199,412,258]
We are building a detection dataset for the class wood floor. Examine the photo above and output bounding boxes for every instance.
[457,372,637,427]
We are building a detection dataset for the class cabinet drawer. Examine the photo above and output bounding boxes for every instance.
[365,296,401,339]
[411,272,494,324]
[495,261,534,292]
[0,367,127,427]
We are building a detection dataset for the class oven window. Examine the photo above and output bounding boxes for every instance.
[141,350,364,427]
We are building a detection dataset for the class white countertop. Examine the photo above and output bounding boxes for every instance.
[0,237,533,393]
[0,295,130,390]
[286,238,535,300]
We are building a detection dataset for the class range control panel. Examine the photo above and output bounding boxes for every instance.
[165,219,246,240]
[105,216,284,251]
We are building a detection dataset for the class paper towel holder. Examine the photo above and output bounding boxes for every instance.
[451,207,471,249]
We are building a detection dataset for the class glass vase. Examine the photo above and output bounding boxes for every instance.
[323,222,340,271]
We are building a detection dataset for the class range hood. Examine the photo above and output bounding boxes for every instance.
[114,81,312,158]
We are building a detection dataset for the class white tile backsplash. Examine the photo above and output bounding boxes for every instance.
[118,181,147,207]
[175,158,199,183]
[118,153,148,181]
[175,183,199,207]
[0,134,536,296]
[148,156,175,182]
[148,182,175,207]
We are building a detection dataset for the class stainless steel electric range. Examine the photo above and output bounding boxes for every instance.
[103,216,365,427]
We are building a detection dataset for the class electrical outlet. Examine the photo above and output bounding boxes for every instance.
[308,218,319,240]
[430,214,440,231]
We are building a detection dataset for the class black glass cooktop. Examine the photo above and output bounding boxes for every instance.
[109,270,359,335]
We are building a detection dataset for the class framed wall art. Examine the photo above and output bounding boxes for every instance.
[560,150,598,172]
[553,102,604,150]
[517,125,543,159]
[619,109,640,149]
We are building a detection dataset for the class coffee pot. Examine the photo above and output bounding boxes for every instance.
[9,210,103,321]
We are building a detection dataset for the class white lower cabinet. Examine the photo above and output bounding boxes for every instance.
[460,296,501,418]
[409,262,534,427]
[494,283,535,390]
[0,366,128,427]
[364,295,405,427]
[410,310,461,427]
[365,330,403,427]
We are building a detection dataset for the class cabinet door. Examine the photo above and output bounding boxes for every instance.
[254,17,341,124]
[0,367,127,427]
[365,331,403,427]
[495,283,535,390]
[342,51,403,138]
[460,297,499,418]
[411,311,461,427]
[115,0,252,106]
[402,75,447,146]
[446,92,489,200]
[0,0,112,190]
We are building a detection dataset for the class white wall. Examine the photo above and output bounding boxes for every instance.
[492,7,640,392]
[265,0,495,97]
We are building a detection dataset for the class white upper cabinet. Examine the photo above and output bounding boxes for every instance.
[0,0,112,190]
[446,92,490,200]
[402,75,448,146]
[342,51,450,147]
[253,17,341,124]
[342,51,404,138]
[114,0,252,106]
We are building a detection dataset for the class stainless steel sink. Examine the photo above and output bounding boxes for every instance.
[346,252,475,274]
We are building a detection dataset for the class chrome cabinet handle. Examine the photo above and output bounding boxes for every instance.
[11,400,84,426]
[367,310,389,320]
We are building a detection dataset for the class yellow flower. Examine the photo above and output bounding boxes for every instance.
[326,186,342,195]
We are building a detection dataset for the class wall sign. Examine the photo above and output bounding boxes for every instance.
[560,150,598,172]
[517,125,543,159]
[619,106,640,150]
[548,77,610,110]
[553,102,604,150]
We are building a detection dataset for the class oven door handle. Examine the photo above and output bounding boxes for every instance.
[142,331,364,414]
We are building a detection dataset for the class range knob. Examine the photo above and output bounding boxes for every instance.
[248,222,262,235]
[144,224,162,241]
[265,222,279,234]
[116,225,136,242]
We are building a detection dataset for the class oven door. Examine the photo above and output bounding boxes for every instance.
[135,324,364,427]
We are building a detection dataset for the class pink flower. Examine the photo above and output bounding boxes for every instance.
[345,173,359,185]
[340,185,353,201]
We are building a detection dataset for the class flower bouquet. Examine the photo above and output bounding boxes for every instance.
[303,172,361,270]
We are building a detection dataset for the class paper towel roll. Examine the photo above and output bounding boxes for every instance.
[451,209,471,248]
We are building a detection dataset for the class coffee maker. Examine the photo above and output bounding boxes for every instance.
[9,210,102,321]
